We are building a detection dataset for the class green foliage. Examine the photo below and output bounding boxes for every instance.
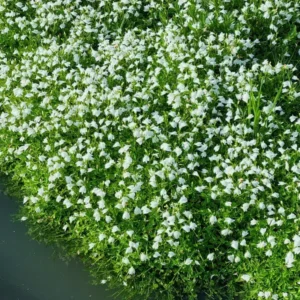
[0,0,300,299]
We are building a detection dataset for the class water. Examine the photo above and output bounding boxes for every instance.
[0,179,208,300]
[0,180,117,300]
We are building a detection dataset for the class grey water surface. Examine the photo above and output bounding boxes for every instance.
[0,180,117,300]
[0,179,207,300]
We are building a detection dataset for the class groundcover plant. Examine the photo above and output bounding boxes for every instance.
[0,0,299,299]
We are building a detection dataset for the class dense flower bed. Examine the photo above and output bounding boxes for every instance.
[0,0,299,299]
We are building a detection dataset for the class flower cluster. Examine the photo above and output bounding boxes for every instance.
[0,0,299,299]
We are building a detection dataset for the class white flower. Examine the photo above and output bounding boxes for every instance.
[265,250,272,257]
[260,228,267,235]
[195,186,206,192]
[287,213,296,219]
[129,241,139,249]
[173,231,181,239]
[154,235,162,243]
[264,291,272,298]
[105,216,112,223]
[99,233,106,241]
[150,200,159,208]
[152,242,159,250]
[126,230,134,237]
[122,211,130,220]
[207,253,214,261]
[241,274,251,282]
[293,236,300,250]
[285,251,295,268]
[160,143,171,152]
[178,0,187,7]
[112,226,120,233]
[123,153,132,169]
[107,133,114,141]
[79,185,86,194]
[108,237,115,244]
[221,229,232,236]
[142,155,150,163]
[179,196,188,204]
[168,251,175,258]
[228,255,234,262]
[258,292,264,297]
[225,218,235,224]
[267,236,276,247]
[69,216,76,223]
[240,239,247,246]
[89,243,95,250]
[93,188,106,198]
[128,267,135,275]
[13,87,23,97]
[182,225,191,232]
[224,166,235,176]
[98,200,106,209]
[140,253,148,261]
[242,231,249,237]
[118,145,130,154]
[244,251,251,258]
[189,222,197,230]
[241,203,250,212]
[234,256,241,263]
[63,199,72,208]
[184,258,193,265]
[125,247,133,254]
[293,247,300,254]
[174,147,182,156]
[122,257,130,265]
[141,206,151,214]
[134,207,142,215]
[183,211,192,219]
[93,210,101,222]
[209,215,217,225]
[257,241,267,248]
[153,252,160,258]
